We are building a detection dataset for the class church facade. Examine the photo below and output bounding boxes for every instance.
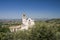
[9,14,35,32]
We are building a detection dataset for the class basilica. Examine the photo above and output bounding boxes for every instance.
[9,13,35,32]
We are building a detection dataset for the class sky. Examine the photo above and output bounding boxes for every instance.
[0,0,60,19]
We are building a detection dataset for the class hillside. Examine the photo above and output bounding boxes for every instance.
[0,18,60,40]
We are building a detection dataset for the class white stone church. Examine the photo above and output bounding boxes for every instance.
[9,13,35,32]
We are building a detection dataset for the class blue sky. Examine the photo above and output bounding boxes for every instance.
[0,0,60,19]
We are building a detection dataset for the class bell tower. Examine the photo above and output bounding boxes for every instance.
[22,13,26,19]
[22,13,27,25]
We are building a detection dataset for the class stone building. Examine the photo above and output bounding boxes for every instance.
[9,13,35,32]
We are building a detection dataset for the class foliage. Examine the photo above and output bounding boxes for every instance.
[0,22,10,40]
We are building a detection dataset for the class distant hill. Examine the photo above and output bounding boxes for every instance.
[45,18,60,24]
[0,19,21,23]
[34,18,49,21]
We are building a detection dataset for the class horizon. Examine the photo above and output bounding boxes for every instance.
[0,0,60,19]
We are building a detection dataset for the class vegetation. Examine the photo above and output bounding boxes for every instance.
[0,19,60,40]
